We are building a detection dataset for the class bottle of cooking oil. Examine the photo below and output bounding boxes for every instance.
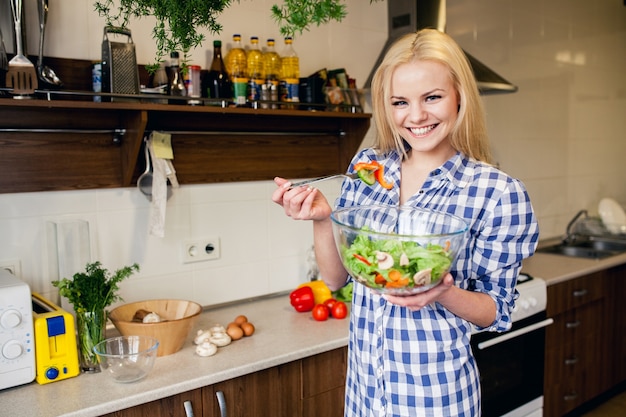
[280,36,300,103]
[246,36,264,101]
[263,38,281,108]
[225,34,247,105]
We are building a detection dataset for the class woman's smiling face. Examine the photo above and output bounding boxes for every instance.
[390,60,460,156]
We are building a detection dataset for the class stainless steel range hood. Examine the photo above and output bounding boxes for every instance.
[365,0,518,95]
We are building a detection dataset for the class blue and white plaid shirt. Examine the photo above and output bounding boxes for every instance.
[336,148,539,417]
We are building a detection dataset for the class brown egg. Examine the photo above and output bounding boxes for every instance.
[241,322,255,337]
[226,324,244,341]
[234,315,248,325]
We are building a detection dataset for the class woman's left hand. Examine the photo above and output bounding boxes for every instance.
[383,273,455,311]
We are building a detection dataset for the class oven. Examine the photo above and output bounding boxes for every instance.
[471,274,553,417]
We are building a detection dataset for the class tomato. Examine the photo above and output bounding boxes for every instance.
[331,301,348,319]
[323,298,337,311]
[312,304,329,321]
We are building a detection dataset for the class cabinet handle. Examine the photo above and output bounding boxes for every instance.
[572,289,588,297]
[564,392,578,401]
[183,400,195,417]
[564,357,579,365]
[216,390,228,417]
[565,320,581,329]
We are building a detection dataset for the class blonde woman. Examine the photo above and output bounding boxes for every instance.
[272,29,538,416]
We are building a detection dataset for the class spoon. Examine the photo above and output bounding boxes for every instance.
[36,0,62,88]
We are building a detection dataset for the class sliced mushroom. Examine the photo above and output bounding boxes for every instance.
[399,252,410,267]
[375,251,394,270]
[413,269,432,286]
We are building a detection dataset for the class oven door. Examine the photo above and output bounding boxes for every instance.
[471,312,554,417]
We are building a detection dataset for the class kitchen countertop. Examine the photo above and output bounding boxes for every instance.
[0,293,350,417]
[4,249,625,417]
[523,246,626,285]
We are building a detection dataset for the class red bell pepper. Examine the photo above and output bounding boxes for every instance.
[289,286,316,312]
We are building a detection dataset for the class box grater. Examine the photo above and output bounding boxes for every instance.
[101,26,140,101]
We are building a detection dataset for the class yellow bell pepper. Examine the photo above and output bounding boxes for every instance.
[297,280,332,305]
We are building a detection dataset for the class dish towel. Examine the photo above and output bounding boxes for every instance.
[148,131,179,237]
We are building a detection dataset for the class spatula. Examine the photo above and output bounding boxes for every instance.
[6,0,38,95]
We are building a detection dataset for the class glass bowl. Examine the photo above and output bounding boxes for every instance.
[93,335,159,383]
[331,205,468,295]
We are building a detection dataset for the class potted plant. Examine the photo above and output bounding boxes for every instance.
[52,261,140,372]
[93,0,376,72]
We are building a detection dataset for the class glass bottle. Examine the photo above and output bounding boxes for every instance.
[168,51,187,104]
[247,36,264,101]
[204,40,232,104]
[225,34,248,106]
[263,38,281,109]
[280,36,300,104]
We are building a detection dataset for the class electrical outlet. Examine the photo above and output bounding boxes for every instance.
[181,237,220,264]
[0,259,22,278]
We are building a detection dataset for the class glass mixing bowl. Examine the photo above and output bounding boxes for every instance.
[331,205,468,295]
[93,335,159,383]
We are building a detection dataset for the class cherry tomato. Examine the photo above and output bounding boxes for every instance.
[312,304,329,321]
[331,301,348,319]
[323,298,337,312]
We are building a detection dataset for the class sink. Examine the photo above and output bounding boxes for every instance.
[536,237,626,259]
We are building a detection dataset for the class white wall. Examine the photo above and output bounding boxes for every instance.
[1,0,625,308]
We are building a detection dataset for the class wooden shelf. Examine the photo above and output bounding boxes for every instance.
[0,99,370,194]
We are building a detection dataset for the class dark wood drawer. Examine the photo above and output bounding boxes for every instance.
[547,271,607,316]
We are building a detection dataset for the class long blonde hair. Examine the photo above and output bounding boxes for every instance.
[371,29,492,164]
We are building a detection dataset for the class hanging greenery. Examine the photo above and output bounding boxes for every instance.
[93,0,379,73]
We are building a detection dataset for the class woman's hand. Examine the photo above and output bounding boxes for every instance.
[383,273,455,311]
[271,177,332,221]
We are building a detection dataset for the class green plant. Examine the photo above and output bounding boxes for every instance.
[93,0,380,73]
[52,261,139,313]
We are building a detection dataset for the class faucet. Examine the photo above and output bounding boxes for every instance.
[563,209,588,245]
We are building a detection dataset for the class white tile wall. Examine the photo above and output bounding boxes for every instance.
[0,0,624,306]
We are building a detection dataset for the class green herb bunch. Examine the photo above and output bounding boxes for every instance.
[52,261,140,313]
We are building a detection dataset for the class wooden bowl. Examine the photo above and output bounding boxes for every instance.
[108,299,202,357]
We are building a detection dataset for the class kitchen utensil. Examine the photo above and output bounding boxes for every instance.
[6,0,37,96]
[290,173,360,188]
[0,24,8,86]
[137,142,173,201]
[598,198,626,234]
[108,299,202,357]
[101,26,140,101]
[93,336,159,383]
[36,0,62,88]
[331,205,468,295]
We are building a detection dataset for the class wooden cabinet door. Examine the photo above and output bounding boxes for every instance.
[301,347,347,417]
[203,360,301,417]
[100,388,203,417]
[609,265,626,385]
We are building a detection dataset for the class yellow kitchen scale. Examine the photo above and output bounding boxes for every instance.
[31,293,80,384]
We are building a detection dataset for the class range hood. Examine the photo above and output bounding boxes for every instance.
[365,0,518,95]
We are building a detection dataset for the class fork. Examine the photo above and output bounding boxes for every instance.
[289,173,360,188]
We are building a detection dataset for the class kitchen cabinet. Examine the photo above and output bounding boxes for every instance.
[100,346,348,417]
[100,388,203,417]
[608,264,626,386]
[544,270,611,417]
[0,99,370,194]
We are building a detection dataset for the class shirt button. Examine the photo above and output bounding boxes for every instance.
[377,328,383,337]
[377,367,383,377]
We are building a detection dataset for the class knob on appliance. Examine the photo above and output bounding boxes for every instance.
[2,339,25,359]
[1,309,22,328]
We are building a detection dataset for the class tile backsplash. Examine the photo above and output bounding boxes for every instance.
[0,0,624,306]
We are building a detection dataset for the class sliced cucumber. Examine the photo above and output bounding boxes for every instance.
[357,169,376,185]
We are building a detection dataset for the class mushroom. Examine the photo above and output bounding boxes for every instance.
[194,329,212,345]
[399,252,410,267]
[195,341,218,357]
[413,269,432,286]
[375,251,394,270]
[209,329,232,347]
